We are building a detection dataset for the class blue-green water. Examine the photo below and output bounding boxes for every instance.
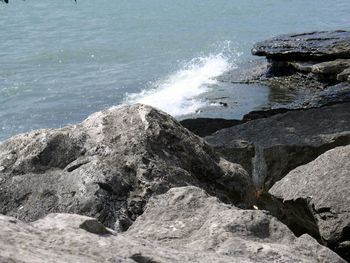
[1,0,350,141]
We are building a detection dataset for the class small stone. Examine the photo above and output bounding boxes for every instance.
[79,219,112,235]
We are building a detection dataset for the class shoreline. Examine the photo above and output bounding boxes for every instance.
[1,30,349,262]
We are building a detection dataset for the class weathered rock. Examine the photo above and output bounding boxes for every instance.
[288,61,315,73]
[269,145,350,261]
[301,82,350,108]
[0,104,253,231]
[252,30,350,61]
[0,187,345,262]
[206,103,350,190]
[337,67,350,82]
[311,59,350,75]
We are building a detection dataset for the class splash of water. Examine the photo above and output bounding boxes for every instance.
[126,51,236,116]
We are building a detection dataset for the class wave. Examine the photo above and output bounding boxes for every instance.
[125,45,238,116]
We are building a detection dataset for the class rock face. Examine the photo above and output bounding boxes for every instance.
[206,103,350,190]
[0,186,346,263]
[249,30,350,107]
[180,118,241,137]
[0,104,253,231]
[269,145,350,262]
[252,30,350,61]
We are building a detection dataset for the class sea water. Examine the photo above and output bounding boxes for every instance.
[1,0,350,141]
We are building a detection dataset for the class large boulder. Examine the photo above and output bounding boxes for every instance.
[206,103,350,190]
[252,30,350,61]
[0,104,253,231]
[269,145,350,261]
[0,186,345,263]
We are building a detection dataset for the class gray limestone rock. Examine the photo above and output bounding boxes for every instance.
[0,104,253,231]
[0,187,345,262]
[269,145,350,261]
[206,103,350,191]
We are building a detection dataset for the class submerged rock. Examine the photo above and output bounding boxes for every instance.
[0,104,253,231]
[269,145,350,261]
[0,187,345,263]
[206,103,350,190]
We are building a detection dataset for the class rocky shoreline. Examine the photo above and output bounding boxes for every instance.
[1,30,350,262]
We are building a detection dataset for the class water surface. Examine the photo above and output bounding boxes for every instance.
[1,0,350,141]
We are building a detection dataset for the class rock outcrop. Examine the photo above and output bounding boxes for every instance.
[269,145,350,261]
[0,186,346,263]
[249,30,350,109]
[0,104,253,231]
[206,103,350,190]
[252,30,350,61]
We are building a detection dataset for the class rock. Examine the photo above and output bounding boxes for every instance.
[269,145,350,261]
[0,187,345,262]
[337,67,350,82]
[180,118,241,137]
[311,59,350,75]
[206,103,350,190]
[79,218,112,235]
[252,30,350,61]
[250,31,350,91]
[301,82,350,107]
[0,104,253,231]
[288,61,315,73]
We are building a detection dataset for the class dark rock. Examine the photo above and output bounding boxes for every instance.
[269,145,350,261]
[337,67,350,82]
[0,187,345,262]
[180,118,241,137]
[262,71,328,91]
[206,103,350,191]
[301,82,350,107]
[250,31,350,93]
[0,104,253,231]
[79,218,112,235]
[252,30,350,61]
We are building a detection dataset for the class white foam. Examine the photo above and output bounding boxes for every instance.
[125,52,235,116]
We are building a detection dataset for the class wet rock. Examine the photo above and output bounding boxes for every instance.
[252,30,350,61]
[269,145,350,261]
[206,103,350,190]
[0,104,253,231]
[0,187,345,262]
[249,31,350,95]
[301,82,350,107]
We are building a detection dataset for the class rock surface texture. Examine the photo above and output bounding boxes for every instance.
[206,103,350,190]
[0,186,346,263]
[252,30,350,60]
[0,104,253,231]
[248,30,350,110]
[269,145,350,261]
